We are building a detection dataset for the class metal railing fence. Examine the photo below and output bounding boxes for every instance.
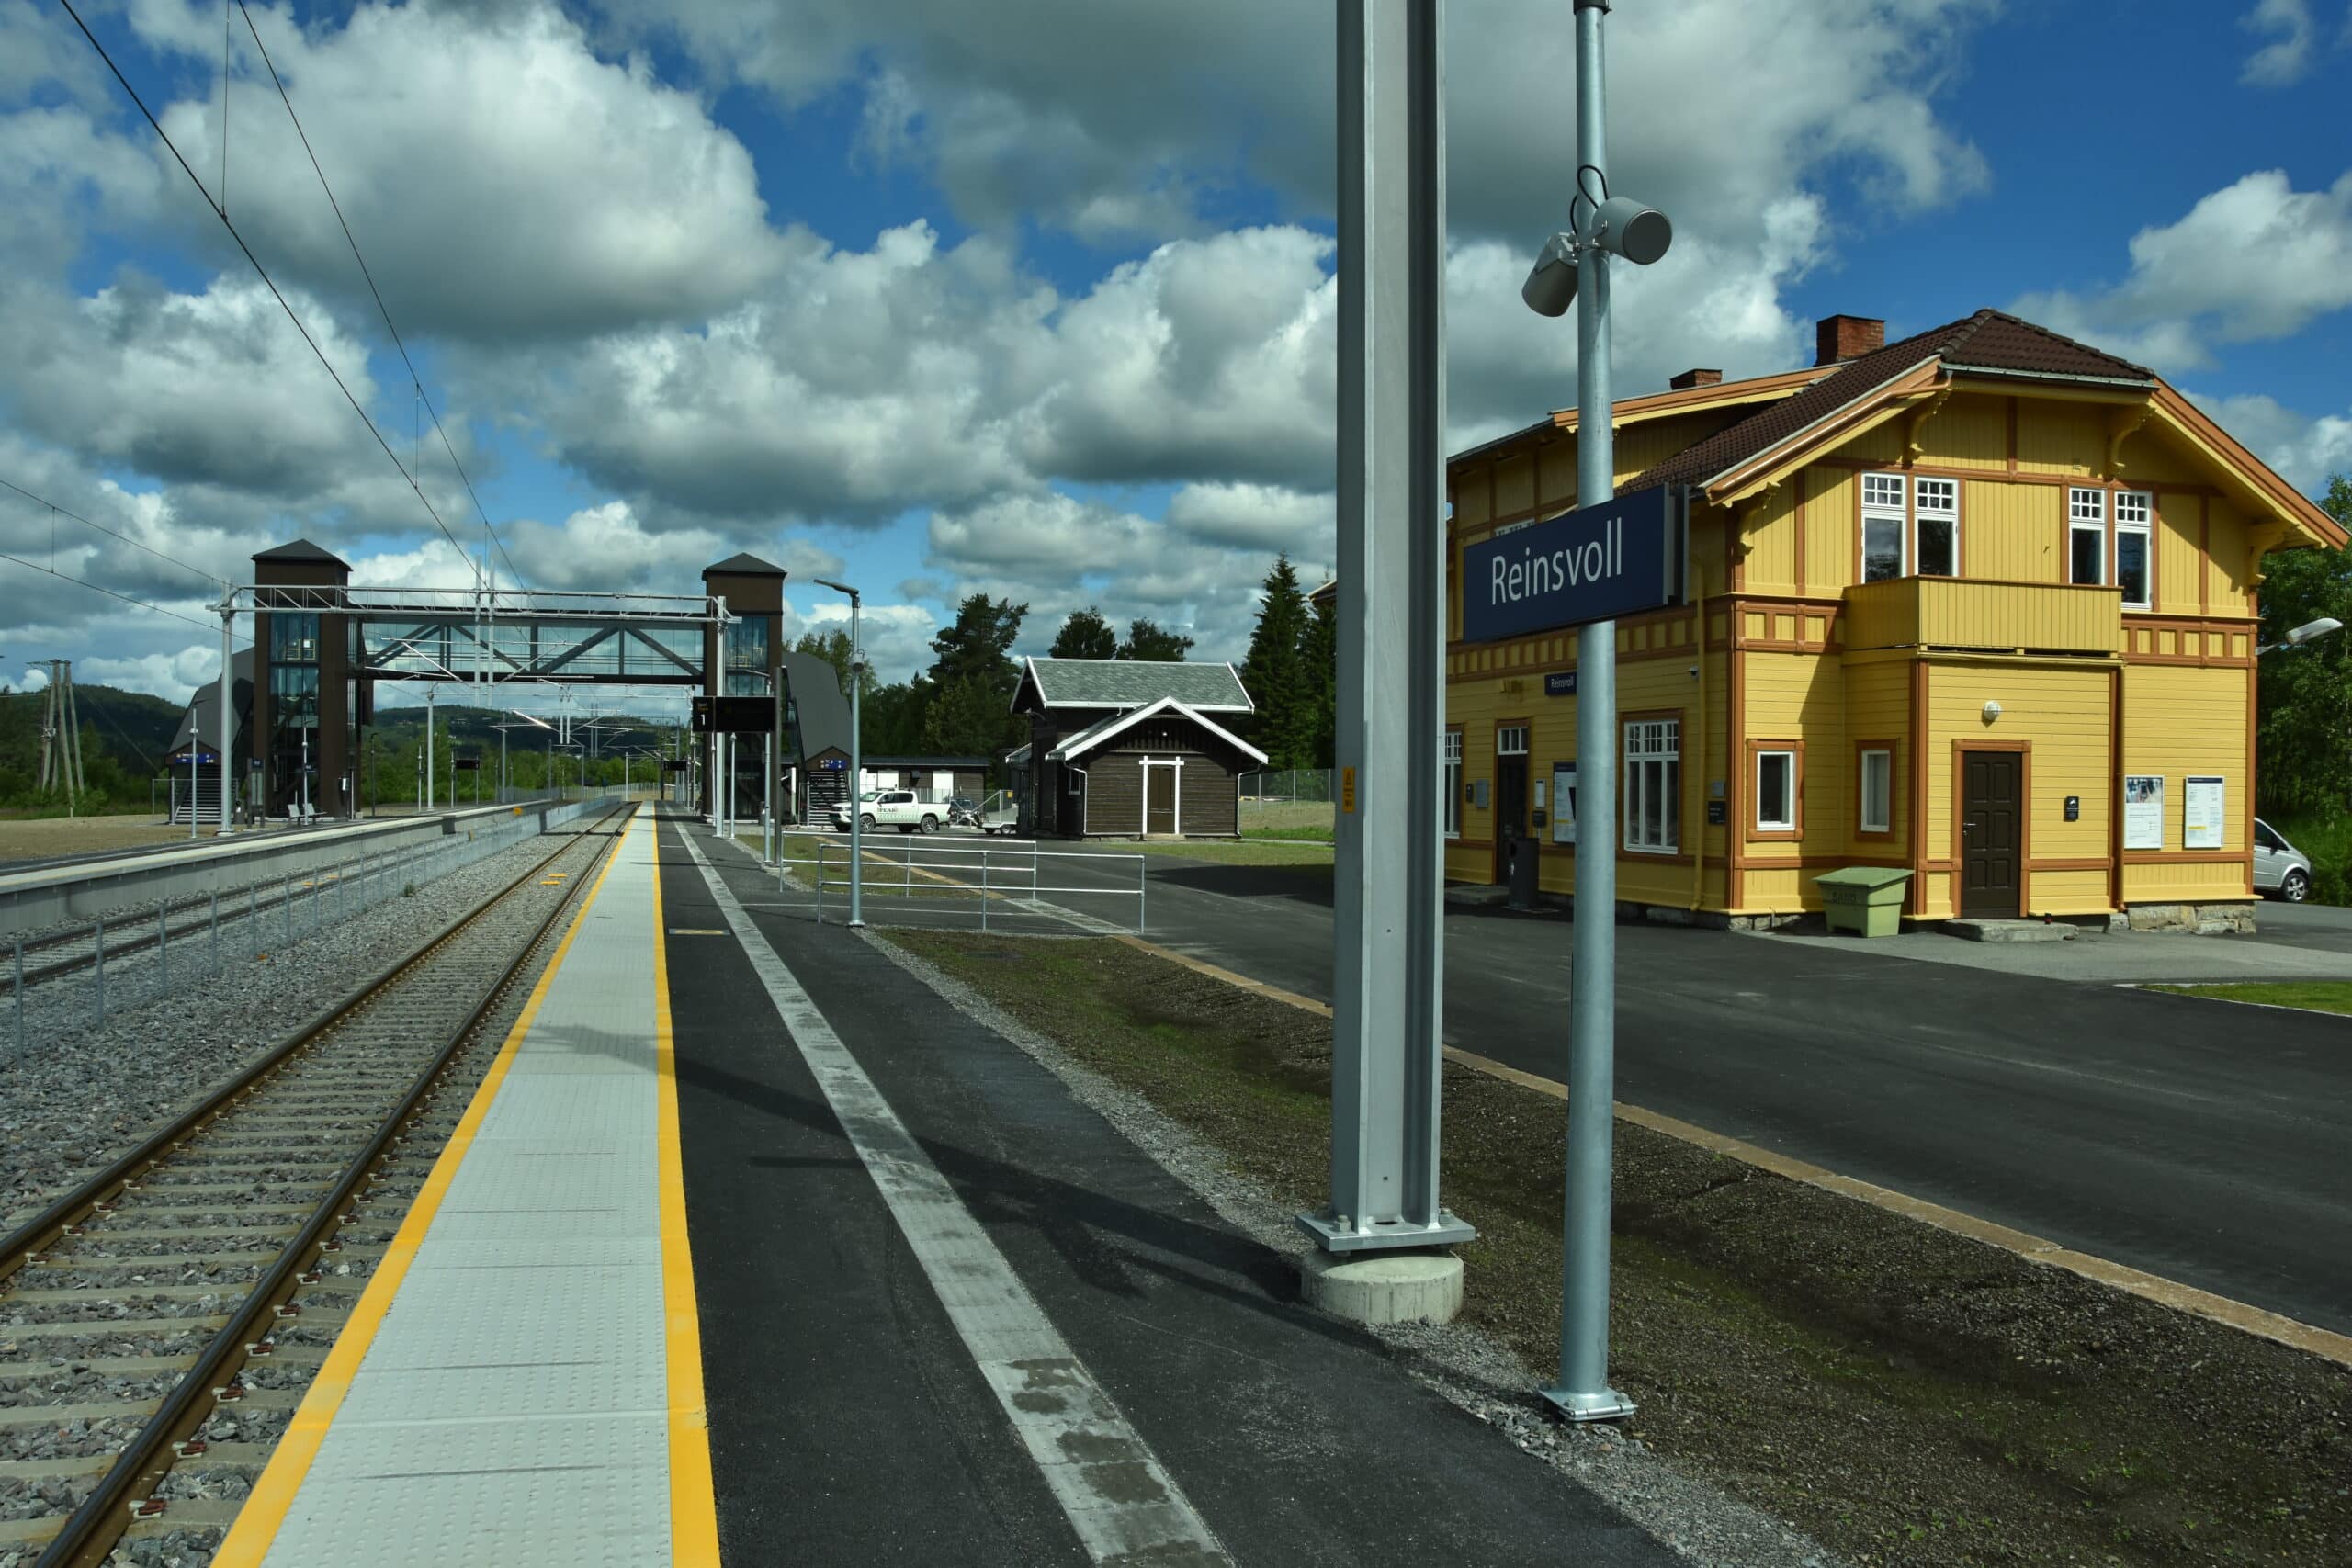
[6,800,600,1059]
[756,830,1145,936]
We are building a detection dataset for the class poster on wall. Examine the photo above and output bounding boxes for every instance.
[1552,762,1577,845]
[2122,775,2165,851]
[2183,775,2226,849]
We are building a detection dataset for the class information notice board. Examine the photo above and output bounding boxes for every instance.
[2183,775,2226,849]
[2122,774,2165,851]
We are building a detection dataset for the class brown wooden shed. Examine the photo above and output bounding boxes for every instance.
[1011,660,1266,839]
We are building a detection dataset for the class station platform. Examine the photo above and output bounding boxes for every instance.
[216,807,713,1566]
[219,807,1679,1564]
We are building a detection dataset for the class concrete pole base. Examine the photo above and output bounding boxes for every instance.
[1298,1248,1464,1326]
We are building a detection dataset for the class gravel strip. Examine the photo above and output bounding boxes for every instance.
[862,925,1837,1568]
[0,829,590,1229]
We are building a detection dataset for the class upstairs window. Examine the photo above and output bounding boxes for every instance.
[2069,488,2107,587]
[1915,477,1959,578]
[2115,491,2153,609]
[1861,473,1905,582]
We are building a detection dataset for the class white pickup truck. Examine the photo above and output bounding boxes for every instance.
[832,789,943,834]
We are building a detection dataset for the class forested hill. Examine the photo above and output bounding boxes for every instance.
[0,682,185,778]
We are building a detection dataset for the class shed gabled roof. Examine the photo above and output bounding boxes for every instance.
[1013,658,1253,714]
[1046,695,1269,767]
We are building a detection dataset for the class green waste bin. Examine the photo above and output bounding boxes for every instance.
[1815,866,1914,937]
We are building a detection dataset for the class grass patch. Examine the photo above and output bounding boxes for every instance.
[1128,839,1334,865]
[2153,981,2352,1017]
[887,929,2352,1568]
[1243,824,1336,843]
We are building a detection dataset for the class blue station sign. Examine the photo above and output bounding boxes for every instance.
[1544,671,1577,697]
[1461,484,1687,643]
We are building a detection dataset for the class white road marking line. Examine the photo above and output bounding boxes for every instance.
[675,831,1229,1567]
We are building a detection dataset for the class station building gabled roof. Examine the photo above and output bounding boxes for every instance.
[1012,658,1253,715]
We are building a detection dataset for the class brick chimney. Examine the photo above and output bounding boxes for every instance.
[1668,367,1723,390]
[1815,314,1884,367]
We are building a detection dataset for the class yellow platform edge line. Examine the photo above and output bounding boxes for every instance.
[1114,932,2352,1372]
[653,818,722,1564]
[213,807,639,1568]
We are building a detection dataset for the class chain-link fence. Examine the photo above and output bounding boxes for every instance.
[1238,769,1334,803]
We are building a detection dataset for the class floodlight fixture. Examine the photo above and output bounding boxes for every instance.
[1521,231,1578,318]
[1587,196,1673,265]
[2288,616,2343,646]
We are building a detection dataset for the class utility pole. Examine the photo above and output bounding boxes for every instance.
[35,660,87,817]
[815,580,865,927]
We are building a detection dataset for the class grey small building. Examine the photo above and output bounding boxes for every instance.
[1012,659,1267,839]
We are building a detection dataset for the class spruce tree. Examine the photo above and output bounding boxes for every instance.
[1049,607,1120,660]
[1241,555,1312,767]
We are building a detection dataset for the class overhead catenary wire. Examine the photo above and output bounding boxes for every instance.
[0,474,229,589]
[54,0,483,589]
[0,546,245,640]
[235,2,528,593]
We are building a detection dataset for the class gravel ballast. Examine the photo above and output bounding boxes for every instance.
[0,829,583,1230]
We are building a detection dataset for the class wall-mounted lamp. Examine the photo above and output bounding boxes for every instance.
[1982,700,2003,724]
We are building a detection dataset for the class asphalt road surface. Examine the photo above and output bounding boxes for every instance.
[1003,848,2352,1337]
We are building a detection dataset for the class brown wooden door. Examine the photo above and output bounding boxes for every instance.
[1145,764,1177,836]
[1960,750,2022,919]
[1491,755,1529,883]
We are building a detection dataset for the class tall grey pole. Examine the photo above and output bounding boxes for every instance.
[217,601,234,836]
[1544,0,1634,1424]
[846,592,865,928]
[1300,1,1469,1257]
[424,685,435,811]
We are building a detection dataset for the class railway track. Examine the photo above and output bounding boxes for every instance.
[0,804,632,1567]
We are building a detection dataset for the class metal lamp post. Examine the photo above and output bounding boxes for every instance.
[1522,0,1674,1425]
[815,580,865,928]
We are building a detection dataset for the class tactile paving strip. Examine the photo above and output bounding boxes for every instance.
[259,815,676,1568]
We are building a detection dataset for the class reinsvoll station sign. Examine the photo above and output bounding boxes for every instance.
[1461,484,1689,642]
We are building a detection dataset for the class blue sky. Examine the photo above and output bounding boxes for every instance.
[2,0,2347,713]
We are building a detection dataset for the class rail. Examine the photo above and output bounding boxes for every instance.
[16,804,630,1567]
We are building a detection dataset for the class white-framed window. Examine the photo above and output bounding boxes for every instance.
[1442,730,1463,839]
[2115,491,2152,609]
[1496,725,1529,756]
[1915,477,1959,578]
[1861,472,1905,582]
[1623,718,1680,853]
[1755,748,1797,832]
[2069,487,2106,587]
[1860,748,1892,834]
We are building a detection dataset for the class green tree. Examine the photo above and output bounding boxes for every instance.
[1116,617,1194,662]
[794,627,872,699]
[930,594,1028,692]
[1239,556,1314,766]
[863,676,939,756]
[1049,606,1120,660]
[922,673,1014,758]
[2256,474,2352,818]
[1301,592,1338,768]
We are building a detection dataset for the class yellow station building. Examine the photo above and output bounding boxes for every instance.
[1445,310,2347,929]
